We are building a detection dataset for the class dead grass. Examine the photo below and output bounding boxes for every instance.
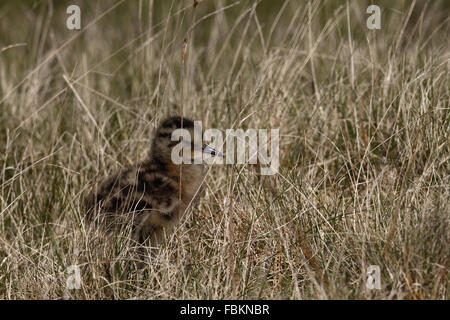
[0,0,448,299]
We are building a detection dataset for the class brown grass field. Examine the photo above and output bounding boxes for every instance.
[0,0,448,299]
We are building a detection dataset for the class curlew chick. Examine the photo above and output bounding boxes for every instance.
[83,116,221,247]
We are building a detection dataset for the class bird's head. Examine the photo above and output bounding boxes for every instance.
[151,116,222,166]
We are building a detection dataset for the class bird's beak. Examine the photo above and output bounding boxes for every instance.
[180,140,224,158]
[201,144,224,158]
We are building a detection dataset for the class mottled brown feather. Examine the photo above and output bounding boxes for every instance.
[83,116,205,246]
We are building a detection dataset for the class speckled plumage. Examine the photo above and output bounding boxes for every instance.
[83,116,207,246]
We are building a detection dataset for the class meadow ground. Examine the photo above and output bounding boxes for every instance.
[0,0,448,299]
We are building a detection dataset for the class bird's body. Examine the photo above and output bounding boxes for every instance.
[83,116,217,246]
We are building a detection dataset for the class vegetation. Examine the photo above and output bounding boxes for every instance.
[0,0,448,299]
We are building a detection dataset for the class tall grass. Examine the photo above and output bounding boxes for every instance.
[0,0,448,299]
